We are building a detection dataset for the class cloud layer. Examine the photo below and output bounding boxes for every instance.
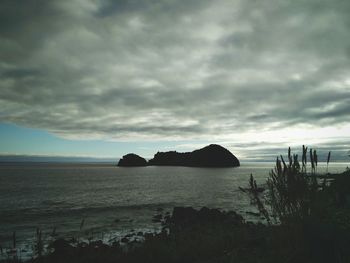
[1,0,350,153]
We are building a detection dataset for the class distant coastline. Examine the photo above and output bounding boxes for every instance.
[0,155,116,163]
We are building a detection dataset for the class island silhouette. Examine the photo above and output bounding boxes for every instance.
[117,144,240,167]
[117,153,148,167]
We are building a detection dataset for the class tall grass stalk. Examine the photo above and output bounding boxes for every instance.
[302,145,308,173]
[12,231,16,250]
[34,228,44,258]
[80,219,85,231]
[247,146,326,225]
[248,174,271,225]
[327,151,331,174]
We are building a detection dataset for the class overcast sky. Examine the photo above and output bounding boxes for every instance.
[0,0,349,160]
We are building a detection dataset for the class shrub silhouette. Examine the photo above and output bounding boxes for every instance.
[248,146,321,225]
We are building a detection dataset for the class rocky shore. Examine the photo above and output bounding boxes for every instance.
[12,202,346,263]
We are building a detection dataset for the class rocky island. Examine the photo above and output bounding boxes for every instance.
[148,144,240,167]
[117,153,147,167]
[117,144,240,167]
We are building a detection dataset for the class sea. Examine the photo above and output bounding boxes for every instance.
[0,162,348,259]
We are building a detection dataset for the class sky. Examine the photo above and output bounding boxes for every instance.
[0,0,350,161]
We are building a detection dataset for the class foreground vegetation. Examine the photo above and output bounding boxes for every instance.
[2,146,350,263]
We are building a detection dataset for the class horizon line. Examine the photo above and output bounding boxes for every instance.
[0,154,349,163]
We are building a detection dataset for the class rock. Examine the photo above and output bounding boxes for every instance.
[77,241,88,248]
[152,214,163,223]
[117,153,147,167]
[168,207,198,227]
[246,211,260,217]
[198,207,224,221]
[121,237,129,243]
[48,238,73,252]
[111,241,120,248]
[117,144,240,167]
[89,240,103,248]
[168,206,244,228]
[148,144,240,167]
[144,233,154,241]
[128,240,142,250]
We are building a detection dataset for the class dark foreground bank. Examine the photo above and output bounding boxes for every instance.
[3,193,350,263]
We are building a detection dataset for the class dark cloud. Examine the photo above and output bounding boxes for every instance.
[0,0,350,146]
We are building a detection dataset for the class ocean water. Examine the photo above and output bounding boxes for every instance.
[0,162,348,258]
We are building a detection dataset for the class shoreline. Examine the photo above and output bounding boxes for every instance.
[1,163,350,262]
[4,198,350,263]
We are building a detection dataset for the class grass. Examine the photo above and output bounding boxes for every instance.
[245,146,350,262]
[246,146,346,225]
